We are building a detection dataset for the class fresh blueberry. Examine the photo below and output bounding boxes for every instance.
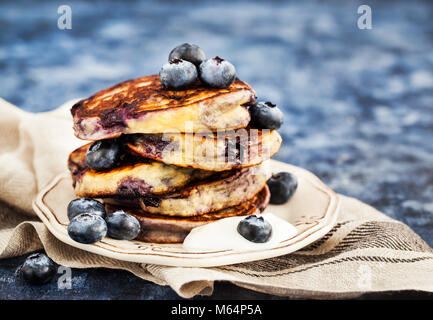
[168,43,206,67]
[199,56,236,88]
[68,213,107,244]
[249,101,284,130]
[20,253,56,285]
[105,210,141,240]
[159,59,198,89]
[267,172,298,204]
[67,198,106,221]
[237,215,272,243]
[86,138,121,171]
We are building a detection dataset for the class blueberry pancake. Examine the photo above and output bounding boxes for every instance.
[71,74,255,140]
[68,143,213,198]
[137,165,268,216]
[105,164,269,217]
[68,143,268,216]
[105,185,270,243]
[126,129,282,171]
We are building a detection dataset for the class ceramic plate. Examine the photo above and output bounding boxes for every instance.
[33,160,340,267]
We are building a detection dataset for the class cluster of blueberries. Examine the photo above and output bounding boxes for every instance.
[17,198,142,285]
[161,43,284,131]
[67,198,141,244]
[159,43,236,89]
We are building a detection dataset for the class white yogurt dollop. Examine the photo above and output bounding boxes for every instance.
[182,213,298,252]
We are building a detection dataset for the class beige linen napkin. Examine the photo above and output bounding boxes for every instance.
[0,97,432,299]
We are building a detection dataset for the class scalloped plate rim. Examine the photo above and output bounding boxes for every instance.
[32,160,340,267]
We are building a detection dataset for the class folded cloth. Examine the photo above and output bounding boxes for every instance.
[0,98,432,299]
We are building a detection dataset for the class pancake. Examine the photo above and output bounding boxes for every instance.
[105,185,270,243]
[68,143,213,198]
[138,165,268,216]
[104,164,269,217]
[126,129,282,171]
[71,75,256,140]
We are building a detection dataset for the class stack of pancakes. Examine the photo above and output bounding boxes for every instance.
[68,75,282,243]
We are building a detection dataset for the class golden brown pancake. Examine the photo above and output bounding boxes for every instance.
[68,143,213,198]
[127,129,282,171]
[104,165,268,217]
[105,185,270,243]
[137,165,268,216]
[68,142,268,215]
[71,75,256,140]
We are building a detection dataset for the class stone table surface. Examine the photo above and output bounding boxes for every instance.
[0,0,432,299]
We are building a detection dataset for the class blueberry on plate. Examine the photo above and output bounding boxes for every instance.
[249,101,283,130]
[159,59,198,89]
[105,210,141,240]
[67,198,106,221]
[199,56,236,88]
[168,43,206,67]
[237,215,272,243]
[267,172,298,205]
[86,138,121,171]
[20,253,56,285]
[68,213,107,244]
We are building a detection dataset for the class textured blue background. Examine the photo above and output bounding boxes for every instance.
[0,0,432,299]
